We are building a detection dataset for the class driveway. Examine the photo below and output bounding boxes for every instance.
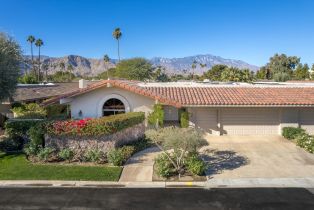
[202,136,314,179]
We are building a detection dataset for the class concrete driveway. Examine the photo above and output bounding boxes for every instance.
[202,136,314,179]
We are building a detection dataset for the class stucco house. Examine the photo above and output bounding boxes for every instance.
[44,79,314,136]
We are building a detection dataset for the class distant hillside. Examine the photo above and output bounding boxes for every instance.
[21,54,259,76]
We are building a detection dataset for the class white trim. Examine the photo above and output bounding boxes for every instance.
[97,94,131,117]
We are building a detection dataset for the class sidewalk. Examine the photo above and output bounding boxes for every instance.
[119,146,161,182]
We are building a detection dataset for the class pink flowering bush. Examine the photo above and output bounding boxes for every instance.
[47,112,145,136]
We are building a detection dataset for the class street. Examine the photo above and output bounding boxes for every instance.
[0,187,313,210]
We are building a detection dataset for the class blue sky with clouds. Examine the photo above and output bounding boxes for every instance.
[1,0,313,66]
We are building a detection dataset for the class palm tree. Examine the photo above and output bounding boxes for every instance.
[27,35,35,75]
[191,60,197,81]
[59,62,65,80]
[112,28,122,61]
[35,39,44,82]
[67,64,74,81]
[103,54,110,79]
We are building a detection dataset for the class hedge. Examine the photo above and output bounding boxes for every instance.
[5,119,45,138]
[47,112,145,136]
[282,127,305,140]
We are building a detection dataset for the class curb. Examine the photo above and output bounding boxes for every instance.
[0,178,314,188]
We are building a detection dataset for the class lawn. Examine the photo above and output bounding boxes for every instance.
[0,153,122,181]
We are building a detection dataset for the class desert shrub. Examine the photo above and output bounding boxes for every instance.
[120,146,136,162]
[180,110,189,128]
[282,127,306,140]
[185,153,207,175]
[45,104,68,119]
[5,119,43,139]
[83,149,103,162]
[148,104,164,128]
[47,112,145,136]
[146,127,207,176]
[37,147,55,161]
[296,133,314,153]
[27,124,45,147]
[24,142,41,156]
[58,148,74,161]
[107,149,124,166]
[155,153,174,178]
[0,137,23,152]
[11,103,46,119]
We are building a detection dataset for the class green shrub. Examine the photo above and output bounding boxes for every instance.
[180,110,189,128]
[148,104,164,128]
[296,133,314,153]
[5,119,43,139]
[124,137,151,153]
[24,142,41,156]
[155,153,174,178]
[47,112,145,136]
[83,149,103,162]
[0,137,23,152]
[58,148,74,161]
[18,74,37,84]
[185,153,207,176]
[282,127,306,140]
[121,146,136,162]
[37,147,55,161]
[45,104,68,119]
[107,149,124,166]
[273,72,290,82]
[11,103,46,119]
[27,124,45,147]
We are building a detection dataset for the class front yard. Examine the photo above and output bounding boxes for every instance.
[0,152,122,181]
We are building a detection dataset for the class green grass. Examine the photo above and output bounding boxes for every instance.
[0,153,122,181]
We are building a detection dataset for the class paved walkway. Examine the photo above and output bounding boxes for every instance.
[119,147,161,182]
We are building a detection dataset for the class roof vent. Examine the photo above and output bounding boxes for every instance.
[79,79,87,89]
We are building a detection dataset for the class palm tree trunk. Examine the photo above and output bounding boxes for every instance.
[118,39,120,62]
[38,47,41,82]
[30,43,34,75]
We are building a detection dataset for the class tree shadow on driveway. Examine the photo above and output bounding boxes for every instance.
[200,149,249,177]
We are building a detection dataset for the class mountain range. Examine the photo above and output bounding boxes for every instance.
[22,54,259,77]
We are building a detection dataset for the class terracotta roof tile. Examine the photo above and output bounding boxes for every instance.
[42,80,314,107]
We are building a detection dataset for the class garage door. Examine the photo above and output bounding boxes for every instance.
[192,108,218,134]
[221,108,280,135]
[300,109,314,135]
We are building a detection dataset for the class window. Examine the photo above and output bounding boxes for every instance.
[103,98,125,116]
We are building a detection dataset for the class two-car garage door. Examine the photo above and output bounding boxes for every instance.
[221,108,280,135]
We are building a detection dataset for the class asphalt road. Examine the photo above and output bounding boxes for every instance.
[0,187,313,210]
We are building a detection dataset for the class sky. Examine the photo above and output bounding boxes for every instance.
[1,0,314,66]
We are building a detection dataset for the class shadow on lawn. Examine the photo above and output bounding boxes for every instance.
[200,149,249,176]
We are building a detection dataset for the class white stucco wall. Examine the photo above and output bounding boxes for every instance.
[68,86,155,119]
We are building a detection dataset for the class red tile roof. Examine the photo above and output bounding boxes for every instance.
[42,80,314,107]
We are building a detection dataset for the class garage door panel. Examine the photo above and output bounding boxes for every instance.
[300,109,314,134]
[222,109,280,135]
[193,108,218,134]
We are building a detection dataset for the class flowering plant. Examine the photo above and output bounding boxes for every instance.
[47,112,144,136]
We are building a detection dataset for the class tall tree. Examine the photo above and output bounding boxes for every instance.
[266,53,300,80]
[115,58,153,81]
[112,28,122,61]
[203,64,228,81]
[67,64,74,81]
[59,61,65,78]
[0,33,22,101]
[35,39,44,82]
[191,60,197,80]
[103,54,110,79]
[26,35,35,75]
[294,63,310,80]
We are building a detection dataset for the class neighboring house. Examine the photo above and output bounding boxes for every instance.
[0,81,97,118]
[43,79,314,136]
